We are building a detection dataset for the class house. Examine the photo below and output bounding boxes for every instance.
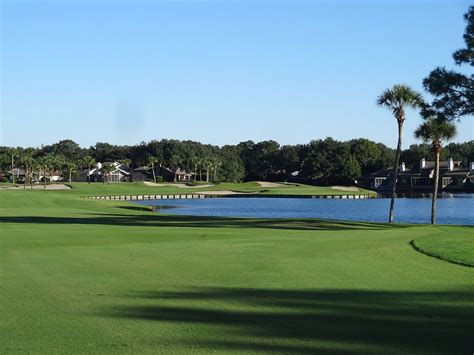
[76,162,132,183]
[132,166,155,182]
[7,168,26,182]
[360,158,474,191]
[175,168,194,181]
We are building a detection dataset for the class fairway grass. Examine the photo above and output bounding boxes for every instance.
[63,181,376,197]
[412,232,474,267]
[1,188,473,353]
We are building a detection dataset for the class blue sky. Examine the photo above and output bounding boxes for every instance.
[1,0,472,149]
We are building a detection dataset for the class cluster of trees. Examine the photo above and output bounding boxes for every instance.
[1,138,472,186]
[0,6,472,224]
[378,6,473,224]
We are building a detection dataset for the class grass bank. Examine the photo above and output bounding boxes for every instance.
[0,189,473,353]
[63,181,376,197]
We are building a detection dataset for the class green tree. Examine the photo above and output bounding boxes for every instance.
[211,157,221,182]
[169,155,181,183]
[220,146,245,182]
[377,84,424,223]
[191,156,200,181]
[38,155,55,189]
[148,156,158,183]
[63,159,77,184]
[202,158,213,182]
[423,6,474,120]
[6,148,18,184]
[19,154,34,189]
[82,156,96,184]
[100,164,114,184]
[415,117,457,224]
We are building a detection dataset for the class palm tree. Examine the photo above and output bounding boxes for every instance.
[100,164,114,184]
[148,156,158,183]
[7,148,18,184]
[198,158,203,181]
[191,156,200,182]
[82,156,95,184]
[63,160,76,184]
[211,157,221,182]
[203,158,213,183]
[169,155,181,183]
[415,117,457,224]
[38,155,53,189]
[30,159,41,189]
[377,84,424,223]
[20,155,34,189]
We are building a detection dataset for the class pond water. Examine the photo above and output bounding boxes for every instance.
[137,193,474,225]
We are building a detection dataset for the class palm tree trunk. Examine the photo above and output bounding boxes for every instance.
[199,168,202,181]
[88,164,91,184]
[152,162,156,183]
[44,166,47,189]
[389,122,403,223]
[206,169,209,182]
[69,169,72,184]
[432,150,440,224]
[11,154,15,184]
[23,167,27,189]
[213,166,217,182]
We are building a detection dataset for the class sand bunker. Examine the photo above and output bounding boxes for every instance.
[196,190,258,196]
[144,182,213,188]
[330,186,360,192]
[257,181,288,188]
[5,184,71,190]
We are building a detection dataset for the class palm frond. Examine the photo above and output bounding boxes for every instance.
[414,117,457,143]
[377,84,424,115]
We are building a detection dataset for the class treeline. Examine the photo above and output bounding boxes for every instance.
[1,138,473,184]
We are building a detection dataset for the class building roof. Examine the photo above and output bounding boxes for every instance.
[134,166,152,172]
[8,168,26,175]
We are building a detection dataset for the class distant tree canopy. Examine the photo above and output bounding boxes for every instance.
[1,138,472,184]
[423,6,474,120]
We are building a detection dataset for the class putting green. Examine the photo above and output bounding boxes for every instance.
[1,186,473,353]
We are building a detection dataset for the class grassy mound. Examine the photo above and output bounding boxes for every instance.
[412,232,474,267]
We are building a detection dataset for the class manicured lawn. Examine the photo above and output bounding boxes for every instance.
[412,232,474,267]
[1,189,473,353]
[65,181,376,197]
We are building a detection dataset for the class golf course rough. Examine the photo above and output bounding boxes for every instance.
[0,184,473,354]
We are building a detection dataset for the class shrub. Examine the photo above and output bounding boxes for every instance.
[155,176,164,183]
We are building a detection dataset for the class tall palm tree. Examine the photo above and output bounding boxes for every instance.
[148,156,158,183]
[100,164,114,184]
[169,155,181,183]
[191,156,200,182]
[377,84,424,223]
[20,155,34,189]
[211,157,221,182]
[30,159,41,189]
[38,155,53,189]
[7,148,18,184]
[63,160,76,184]
[82,156,96,184]
[202,158,212,182]
[415,117,457,224]
[198,158,203,181]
